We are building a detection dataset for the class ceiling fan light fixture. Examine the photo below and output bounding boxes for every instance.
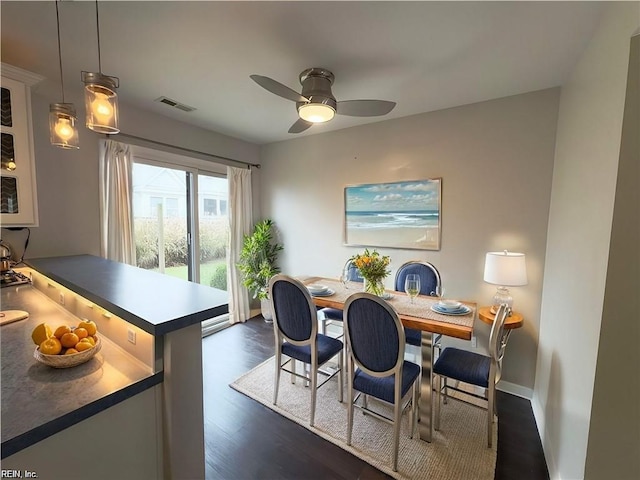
[49,103,80,149]
[82,71,120,134]
[298,103,335,123]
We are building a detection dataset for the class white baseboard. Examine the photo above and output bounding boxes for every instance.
[532,394,559,480]
[497,380,533,400]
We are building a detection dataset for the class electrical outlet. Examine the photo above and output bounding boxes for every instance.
[471,335,477,348]
[59,292,65,305]
[127,329,136,345]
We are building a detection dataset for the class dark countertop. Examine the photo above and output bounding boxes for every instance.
[27,255,229,336]
[1,284,162,459]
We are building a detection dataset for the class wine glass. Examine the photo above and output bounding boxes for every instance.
[340,265,350,289]
[404,274,421,304]
[431,285,445,298]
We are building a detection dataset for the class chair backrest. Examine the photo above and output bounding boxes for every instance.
[344,259,364,282]
[344,293,405,378]
[394,261,441,296]
[489,303,511,383]
[269,274,318,346]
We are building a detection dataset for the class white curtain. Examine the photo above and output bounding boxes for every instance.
[227,166,253,324]
[99,139,136,265]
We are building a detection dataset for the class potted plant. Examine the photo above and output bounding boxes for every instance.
[237,219,283,322]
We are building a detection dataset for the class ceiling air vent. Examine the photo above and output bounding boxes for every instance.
[155,96,197,113]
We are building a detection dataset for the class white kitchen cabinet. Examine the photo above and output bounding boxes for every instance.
[1,64,43,227]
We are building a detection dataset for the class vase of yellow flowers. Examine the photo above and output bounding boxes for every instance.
[350,248,391,297]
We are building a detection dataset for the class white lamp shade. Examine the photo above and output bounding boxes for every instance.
[484,251,528,286]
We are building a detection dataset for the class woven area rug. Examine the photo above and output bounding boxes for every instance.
[230,357,497,480]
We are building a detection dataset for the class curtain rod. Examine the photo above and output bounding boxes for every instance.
[112,132,260,169]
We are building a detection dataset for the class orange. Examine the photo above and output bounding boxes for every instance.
[64,348,79,355]
[78,320,97,336]
[54,325,72,339]
[75,339,94,352]
[60,332,79,349]
[40,337,62,355]
[74,327,89,339]
[31,323,52,346]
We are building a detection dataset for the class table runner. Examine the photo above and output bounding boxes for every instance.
[306,278,475,328]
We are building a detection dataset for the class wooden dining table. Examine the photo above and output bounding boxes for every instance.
[303,277,476,443]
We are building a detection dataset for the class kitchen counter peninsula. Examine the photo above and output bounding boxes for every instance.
[26,254,229,335]
[2,254,229,480]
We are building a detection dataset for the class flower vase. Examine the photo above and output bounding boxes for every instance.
[363,277,386,297]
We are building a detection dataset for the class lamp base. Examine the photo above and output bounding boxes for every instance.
[491,286,513,314]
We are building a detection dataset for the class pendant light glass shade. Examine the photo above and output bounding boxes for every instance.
[82,71,119,134]
[49,103,79,149]
[50,0,79,149]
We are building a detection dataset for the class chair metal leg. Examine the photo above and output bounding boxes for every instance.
[346,360,354,446]
[434,374,442,431]
[310,361,318,426]
[392,394,401,472]
[410,381,419,439]
[443,377,448,404]
[274,349,281,405]
[487,384,495,448]
[338,349,344,403]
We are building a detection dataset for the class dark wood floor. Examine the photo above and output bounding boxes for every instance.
[202,317,549,480]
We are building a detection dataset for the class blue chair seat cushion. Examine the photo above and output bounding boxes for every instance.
[353,361,421,404]
[404,327,421,347]
[281,334,343,365]
[320,307,344,321]
[433,347,490,388]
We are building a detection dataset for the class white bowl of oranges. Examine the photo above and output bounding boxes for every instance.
[32,320,101,368]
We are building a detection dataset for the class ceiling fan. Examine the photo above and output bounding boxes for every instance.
[250,67,396,134]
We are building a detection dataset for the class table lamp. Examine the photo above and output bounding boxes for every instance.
[484,251,527,313]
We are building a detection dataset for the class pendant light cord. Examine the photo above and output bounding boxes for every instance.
[55,0,65,103]
[95,0,102,73]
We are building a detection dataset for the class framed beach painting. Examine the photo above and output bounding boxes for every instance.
[344,178,442,250]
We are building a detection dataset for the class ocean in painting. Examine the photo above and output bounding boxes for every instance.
[346,210,439,230]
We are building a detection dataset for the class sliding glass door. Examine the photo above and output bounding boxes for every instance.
[132,162,190,280]
[132,163,229,290]
[196,174,229,290]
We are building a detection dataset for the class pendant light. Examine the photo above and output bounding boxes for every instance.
[49,0,79,149]
[82,0,119,134]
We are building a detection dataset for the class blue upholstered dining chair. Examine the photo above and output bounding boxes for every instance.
[269,274,344,427]
[394,261,442,348]
[318,259,363,335]
[433,303,511,448]
[343,293,420,472]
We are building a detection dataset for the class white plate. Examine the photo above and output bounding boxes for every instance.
[437,300,462,311]
[307,284,329,293]
[430,305,471,316]
[311,289,335,297]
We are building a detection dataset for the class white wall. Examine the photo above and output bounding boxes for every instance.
[533,3,640,480]
[21,90,259,259]
[259,88,560,393]
[584,33,639,480]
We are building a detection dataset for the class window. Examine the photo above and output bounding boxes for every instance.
[203,198,217,216]
[131,148,230,335]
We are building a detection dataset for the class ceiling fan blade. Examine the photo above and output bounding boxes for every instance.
[288,118,313,134]
[336,100,396,117]
[250,75,308,103]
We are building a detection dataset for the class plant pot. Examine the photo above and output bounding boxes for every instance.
[260,298,273,323]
